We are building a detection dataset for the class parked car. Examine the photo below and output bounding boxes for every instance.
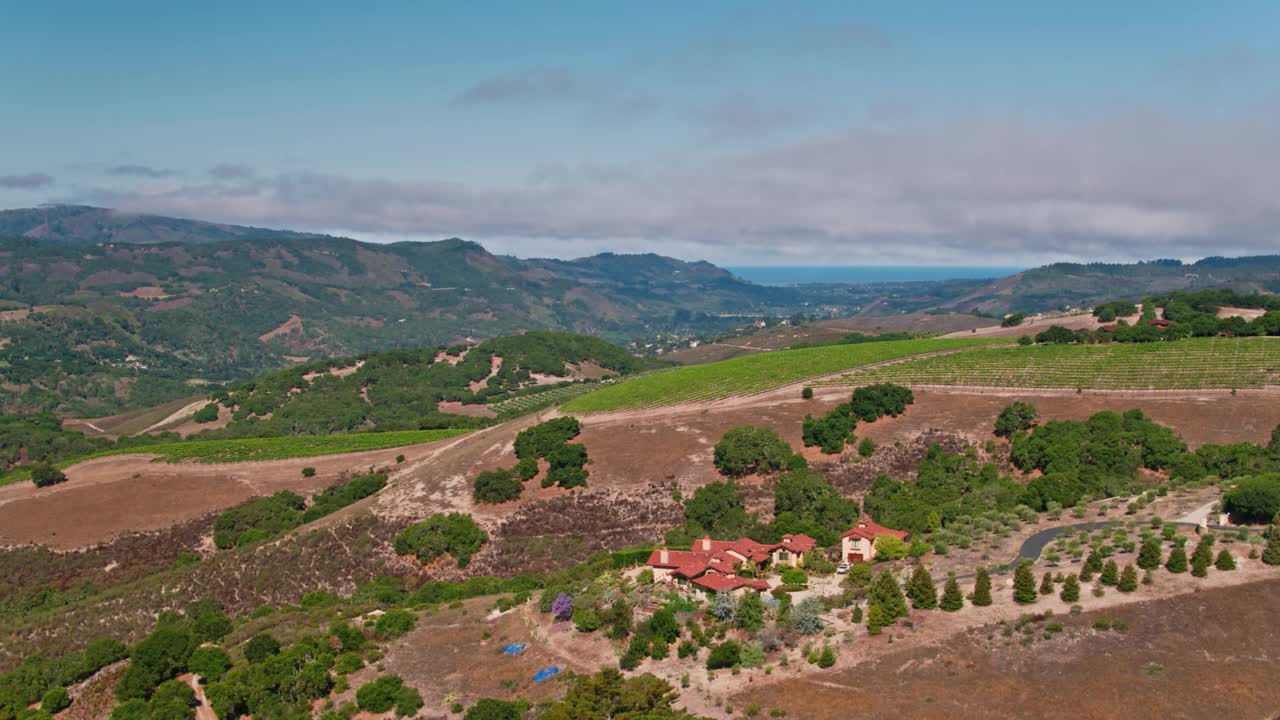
[836,562,850,574]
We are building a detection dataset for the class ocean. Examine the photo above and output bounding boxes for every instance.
[726,266,1023,286]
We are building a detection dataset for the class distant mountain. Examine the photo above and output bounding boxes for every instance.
[941,256,1280,315]
[0,229,845,415]
[0,205,331,245]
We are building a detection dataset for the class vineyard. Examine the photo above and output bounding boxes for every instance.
[67,428,472,467]
[559,338,1002,412]
[830,337,1280,390]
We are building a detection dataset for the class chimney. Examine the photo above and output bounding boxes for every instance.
[701,536,712,551]
[783,536,791,544]
[659,549,669,564]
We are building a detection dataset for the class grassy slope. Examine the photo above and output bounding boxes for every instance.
[0,428,472,486]
[561,338,1003,412]
[835,337,1280,389]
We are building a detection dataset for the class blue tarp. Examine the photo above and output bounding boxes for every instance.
[501,643,527,655]
[534,666,560,683]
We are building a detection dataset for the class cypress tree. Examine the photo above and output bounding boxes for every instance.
[1265,518,1280,566]
[866,602,886,635]
[1060,573,1081,602]
[1191,552,1210,578]
[907,564,937,610]
[1117,564,1138,592]
[1191,537,1214,569]
[871,571,909,620]
[1136,536,1162,570]
[1084,550,1103,574]
[970,567,993,607]
[1215,549,1237,571]
[1013,562,1038,605]
[940,576,963,612]
[1100,559,1119,586]
[1165,545,1188,573]
[1039,571,1054,595]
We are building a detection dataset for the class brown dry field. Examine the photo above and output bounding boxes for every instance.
[15,377,1280,554]
[734,576,1280,720]
[0,430,481,549]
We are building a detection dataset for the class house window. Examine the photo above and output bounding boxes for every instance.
[777,551,789,561]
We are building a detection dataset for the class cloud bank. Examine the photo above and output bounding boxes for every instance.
[84,110,1280,265]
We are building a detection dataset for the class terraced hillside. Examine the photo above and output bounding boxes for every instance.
[560,337,1003,412]
[832,337,1280,390]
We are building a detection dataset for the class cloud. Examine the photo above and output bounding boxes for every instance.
[690,95,805,137]
[81,109,1280,265]
[0,173,54,189]
[106,164,179,178]
[208,163,255,180]
[455,67,660,119]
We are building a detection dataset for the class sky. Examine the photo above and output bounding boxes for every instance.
[2,1,1279,266]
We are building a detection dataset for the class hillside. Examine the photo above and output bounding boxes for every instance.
[0,231,830,415]
[0,205,332,245]
[943,256,1280,315]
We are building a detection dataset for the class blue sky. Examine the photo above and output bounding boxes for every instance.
[2,1,1278,264]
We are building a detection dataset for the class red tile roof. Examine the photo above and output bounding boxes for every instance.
[777,533,817,554]
[841,519,908,542]
[691,572,771,593]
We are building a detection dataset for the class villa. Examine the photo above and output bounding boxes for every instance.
[645,533,816,596]
[840,519,909,562]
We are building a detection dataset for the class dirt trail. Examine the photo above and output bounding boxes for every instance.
[141,399,208,434]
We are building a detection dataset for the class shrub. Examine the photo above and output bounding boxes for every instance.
[780,568,808,586]
[463,699,524,720]
[394,513,488,567]
[802,387,814,400]
[334,653,364,675]
[551,593,574,622]
[873,535,907,561]
[970,567,993,607]
[473,468,523,504]
[187,647,231,681]
[1060,574,1080,602]
[994,402,1039,437]
[30,462,67,488]
[1165,545,1188,573]
[193,403,219,423]
[816,646,835,669]
[301,466,316,477]
[374,609,416,639]
[356,676,409,714]
[1215,549,1237,570]
[1013,563,1038,604]
[857,437,876,458]
[213,491,305,549]
[706,641,741,670]
[41,687,70,714]
[1118,564,1138,592]
[1222,474,1280,523]
[243,634,281,664]
[513,417,581,460]
[573,607,601,633]
[515,457,539,481]
[940,577,964,611]
[714,426,794,477]
[736,592,765,631]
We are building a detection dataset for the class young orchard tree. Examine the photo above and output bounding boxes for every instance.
[1117,565,1139,592]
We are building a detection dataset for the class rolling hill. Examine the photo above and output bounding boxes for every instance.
[942,256,1280,315]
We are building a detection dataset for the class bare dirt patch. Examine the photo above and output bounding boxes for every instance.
[0,438,454,550]
[302,360,365,382]
[117,285,171,299]
[436,401,498,419]
[258,314,303,342]
[145,297,194,312]
[1217,305,1267,320]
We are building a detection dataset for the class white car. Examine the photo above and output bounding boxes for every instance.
[836,562,850,574]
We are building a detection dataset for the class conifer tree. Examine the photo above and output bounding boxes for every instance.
[1191,552,1210,578]
[1165,545,1188,573]
[1013,562,1038,605]
[870,570,909,620]
[1191,536,1214,569]
[1136,536,1162,570]
[1039,571,1054,595]
[1215,549,1237,571]
[970,567,993,607]
[907,564,937,610]
[1265,516,1280,566]
[1117,564,1138,592]
[1100,559,1119,586]
[866,602,886,635]
[940,576,963,612]
[1084,550,1103,574]
[1060,573,1081,602]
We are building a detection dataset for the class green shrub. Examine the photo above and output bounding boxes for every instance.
[187,647,231,681]
[243,634,281,664]
[193,403,220,423]
[713,426,793,477]
[374,610,416,639]
[40,688,70,714]
[30,463,67,488]
[706,641,741,670]
[394,513,488,567]
[473,468,523,504]
[301,466,316,477]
